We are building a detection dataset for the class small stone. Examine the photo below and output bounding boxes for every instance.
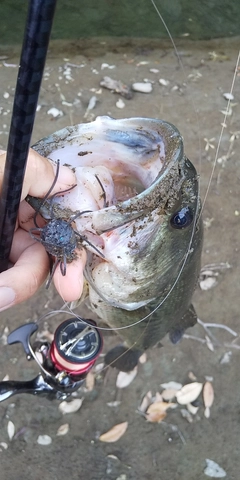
[59,398,83,414]
[37,435,52,445]
[0,442,8,450]
[159,78,170,86]
[56,424,69,436]
[116,98,125,109]
[220,351,232,364]
[223,92,234,101]
[3,92,9,99]
[200,277,217,290]
[132,82,152,93]
[47,107,63,118]
[7,421,15,441]
[204,459,226,478]
[161,381,182,390]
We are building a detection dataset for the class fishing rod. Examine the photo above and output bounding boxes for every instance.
[0,0,57,273]
[0,1,104,402]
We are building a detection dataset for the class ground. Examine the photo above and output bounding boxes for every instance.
[0,37,239,480]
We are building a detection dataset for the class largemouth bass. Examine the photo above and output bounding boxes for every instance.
[28,116,203,371]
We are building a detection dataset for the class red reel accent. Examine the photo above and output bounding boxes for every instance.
[50,342,97,375]
[49,318,103,376]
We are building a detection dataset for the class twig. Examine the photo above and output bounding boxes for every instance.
[200,262,231,272]
[183,334,206,344]
[197,319,221,346]
[223,342,240,350]
[197,318,238,337]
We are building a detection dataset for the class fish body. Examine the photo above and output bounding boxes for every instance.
[28,116,203,366]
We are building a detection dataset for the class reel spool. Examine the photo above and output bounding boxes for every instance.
[50,318,102,375]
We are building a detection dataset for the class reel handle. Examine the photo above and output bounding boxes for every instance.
[0,373,86,402]
[0,375,54,402]
[7,323,38,356]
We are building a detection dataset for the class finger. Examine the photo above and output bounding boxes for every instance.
[53,248,87,302]
[0,149,76,200]
[0,229,50,312]
[18,200,47,232]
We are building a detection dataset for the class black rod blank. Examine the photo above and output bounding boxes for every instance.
[0,0,57,273]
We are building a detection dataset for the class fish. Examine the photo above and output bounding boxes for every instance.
[27,115,203,371]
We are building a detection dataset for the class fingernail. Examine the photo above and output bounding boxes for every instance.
[0,287,16,312]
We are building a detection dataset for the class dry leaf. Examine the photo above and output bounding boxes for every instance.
[152,392,163,403]
[85,371,95,391]
[146,410,167,423]
[94,362,105,373]
[203,382,214,408]
[205,335,215,352]
[138,352,147,364]
[204,407,211,419]
[187,403,199,415]
[56,424,69,436]
[99,422,128,443]
[116,367,138,388]
[147,401,176,413]
[161,388,177,401]
[203,381,214,418]
[0,442,8,450]
[146,401,176,423]
[37,435,52,445]
[160,381,182,390]
[176,382,203,405]
[107,454,119,461]
[188,371,197,381]
[205,375,214,382]
[35,351,43,364]
[59,398,83,414]
[138,391,152,413]
[7,421,15,441]
[107,401,121,407]
[220,351,232,364]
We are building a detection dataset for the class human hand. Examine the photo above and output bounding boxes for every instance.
[0,149,87,312]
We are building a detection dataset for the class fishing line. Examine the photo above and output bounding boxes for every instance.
[150,0,203,188]
[36,6,239,338]
[60,1,202,332]
[35,2,204,334]
[200,50,240,216]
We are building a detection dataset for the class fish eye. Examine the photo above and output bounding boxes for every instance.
[170,207,193,229]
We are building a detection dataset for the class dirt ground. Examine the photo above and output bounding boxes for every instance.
[0,36,239,480]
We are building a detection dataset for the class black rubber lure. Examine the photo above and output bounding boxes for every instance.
[28,160,104,287]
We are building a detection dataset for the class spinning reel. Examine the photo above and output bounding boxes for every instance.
[0,317,102,402]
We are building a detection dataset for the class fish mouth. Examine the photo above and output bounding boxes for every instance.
[30,116,188,310]
[32,116,184,232]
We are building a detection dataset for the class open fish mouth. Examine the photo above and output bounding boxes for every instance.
[32,116,183,228]
[28,115,202,354]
